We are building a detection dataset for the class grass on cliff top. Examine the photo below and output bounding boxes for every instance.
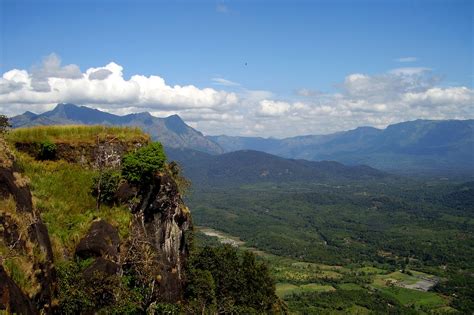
[15,151,132,261]
[7,125,150,144]
[0,136,14,167]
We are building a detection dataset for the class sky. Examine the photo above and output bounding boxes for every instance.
[0,0,472,137]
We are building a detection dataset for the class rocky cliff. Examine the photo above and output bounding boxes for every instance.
[0,137,56,314]
[1,127,193,313]
[126,172,192,303]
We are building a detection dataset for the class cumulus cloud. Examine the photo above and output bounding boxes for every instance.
[0,54,472,137]
[89,69,113,80]
[0,57,239,117]
[257,100,291,117]
[30,53,82,92]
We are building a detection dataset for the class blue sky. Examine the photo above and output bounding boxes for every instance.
[0,0,473,136]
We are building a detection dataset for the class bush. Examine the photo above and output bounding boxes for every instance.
[91,170,121,205]
[57,259,144,314]
[0,115,11,134]
[122,142,166,185]
[37,140,57,160]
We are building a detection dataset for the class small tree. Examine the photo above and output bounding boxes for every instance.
[0,115,11,134]
[122,142,166,185]
[91,170,121,206]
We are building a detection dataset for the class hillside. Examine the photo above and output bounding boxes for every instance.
[166,148,388,187]
[10,103,224,154]
[209,119,474,174]
[0,126,282,314]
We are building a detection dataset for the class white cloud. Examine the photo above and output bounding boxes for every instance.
[30,53,82,92]
[0,58,239,116]
[389,67,431,76]
[212,77,240,87]
[396,57,418,63]
[1,54,473,137]
[89,69,113,80]
[257,100,291,117]
[296,88,322,97]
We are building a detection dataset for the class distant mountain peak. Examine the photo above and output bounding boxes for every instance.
[126,111,153,119]
[53,103,79,111]
[9,104,224,155]
[165,114,192,135]
[22,111,38,118]
[166,114,185,123]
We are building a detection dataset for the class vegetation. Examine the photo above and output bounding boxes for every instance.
[37,140,57,160]
[186,245,279,314]
[188,177,474,313]
[167,161,191,195]
[7,125,149,143]
[122,142,166,184]
[285,290,418,314]
[57,259,143,314]
[90,169,121,206]
[0,114,11,134]
[15,152,132,257]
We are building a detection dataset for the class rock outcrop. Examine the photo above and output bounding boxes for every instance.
[0,266,38,315]
[125,172,192,303]
[14,138,148,168]
[75,219,120,260]
[0,138,56,314]
[75,219,121,279]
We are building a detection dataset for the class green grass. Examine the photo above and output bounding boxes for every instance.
[300,283,335,292]
[275,283,300,297]
[338,283,365,290]
[16,152,132,260]
[7,125,149,144]
[345,305,371,314]
[375,286,447,308]
[357,266,386,275]
[275,282,335,298]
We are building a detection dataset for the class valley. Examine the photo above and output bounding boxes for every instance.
[185,175,474,313]
[196,226,449,313]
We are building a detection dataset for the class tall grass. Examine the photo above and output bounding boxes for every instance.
[8,125,150,144]
[16,152,132,260]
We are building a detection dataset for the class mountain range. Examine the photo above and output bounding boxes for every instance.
[210,119,474,174]
[10,103,223,154]
[10,103,474,174]
[166,148,387,186]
